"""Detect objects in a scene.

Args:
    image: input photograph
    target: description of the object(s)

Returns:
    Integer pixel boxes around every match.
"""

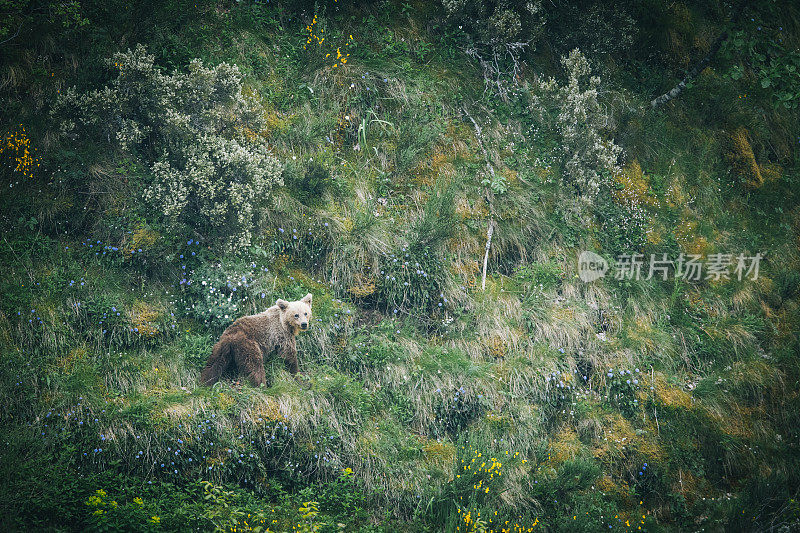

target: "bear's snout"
[301,322,308,329]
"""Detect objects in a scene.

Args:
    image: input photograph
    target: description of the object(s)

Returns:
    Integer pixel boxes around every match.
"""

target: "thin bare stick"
[463,106,497,291]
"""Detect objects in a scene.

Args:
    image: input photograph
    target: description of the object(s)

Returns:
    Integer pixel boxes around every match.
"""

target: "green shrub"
[373,187,456,316]
[85,489,162,533]
[603,366,644,418]
[284,160,332,207]
[179,259,274,329]
[513,261,563,291]
[430,386,487,439]
[441,0,545,96]
[179,332,214,369]
[343,331,404,373]
[593,185,648,254]
[53,45,283,250]
[534,49,622,200]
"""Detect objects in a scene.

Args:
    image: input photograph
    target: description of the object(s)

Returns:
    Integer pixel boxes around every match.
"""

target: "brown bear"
[199,293,313,387]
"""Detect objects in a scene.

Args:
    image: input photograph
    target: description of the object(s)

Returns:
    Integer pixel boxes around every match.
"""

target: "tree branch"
[463,105,497,291]
[651,1,747,108]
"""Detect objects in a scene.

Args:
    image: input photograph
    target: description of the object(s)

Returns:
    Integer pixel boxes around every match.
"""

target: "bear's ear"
[276,299,289,311]
[301,293,313,307]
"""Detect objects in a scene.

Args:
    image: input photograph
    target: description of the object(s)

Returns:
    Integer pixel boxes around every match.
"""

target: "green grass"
[1,0,800,531]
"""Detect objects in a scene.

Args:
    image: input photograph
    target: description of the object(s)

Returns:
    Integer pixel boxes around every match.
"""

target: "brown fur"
[199,293,313,387]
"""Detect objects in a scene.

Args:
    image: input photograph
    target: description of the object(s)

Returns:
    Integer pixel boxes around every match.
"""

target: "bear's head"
[276,293,313,334]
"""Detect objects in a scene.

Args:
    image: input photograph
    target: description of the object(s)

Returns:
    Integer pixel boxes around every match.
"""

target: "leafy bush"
[430,386,487,438]
[374,244,448,316]
[179,332,214,369]
[284,160,332,207]
[373,187,456,316]
[312,468,372,527]
[343,330,404,374]
[543,1,638,58]
[603,366,644,417]
[430,441,535,531]
[179,259,273,329]
[513,261,563,291]
[441,0,545,47]
[85,489,162,532]
[441,0,545,96]
[593,184,648,254]
[535,49,622,200]
[720,9,800,111]
[53,45,283,250]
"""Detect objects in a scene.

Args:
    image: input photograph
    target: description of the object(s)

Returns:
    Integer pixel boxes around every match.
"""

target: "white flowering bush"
[54,45,283,250]
[442,0,544,45]
[536,49,622,199]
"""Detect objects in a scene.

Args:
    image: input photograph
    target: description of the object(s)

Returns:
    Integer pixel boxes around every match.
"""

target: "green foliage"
[513,261,563,291]
[2,1,800,532]
[441,0,544,46]
[179,332,214,369]
[296,500,324,533]
[284,160,333,207]
[312,468,372,527]
[603,367,644,418]
[85,489,162,533]
[199,480,277,533]
[370,187,456,317]
[343,328,404,373]
[534,49,622,200]
[542,0,638,57]
[430,386,487,439]
[374,243,449,317]
[721,17,800,109]
[180,259,274,329]
[593,185,648,254]
[0,0,88,42]
[53,45,283,250]
[439,0,543,97]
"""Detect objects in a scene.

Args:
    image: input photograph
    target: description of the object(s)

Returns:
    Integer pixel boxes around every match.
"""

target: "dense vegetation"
[1,1,799,531]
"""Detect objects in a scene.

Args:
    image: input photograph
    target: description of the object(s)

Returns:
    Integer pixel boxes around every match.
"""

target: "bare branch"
[463,41,528,100]
[651,1,746,108]
[463,105,497,291]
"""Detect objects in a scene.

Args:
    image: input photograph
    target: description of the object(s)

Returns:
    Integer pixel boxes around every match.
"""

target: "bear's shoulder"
[241,307,289,334]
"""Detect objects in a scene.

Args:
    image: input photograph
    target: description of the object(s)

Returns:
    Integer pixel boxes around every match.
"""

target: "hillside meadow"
[1,1,799,531]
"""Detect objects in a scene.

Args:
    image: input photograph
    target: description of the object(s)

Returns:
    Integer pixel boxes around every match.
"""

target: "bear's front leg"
[280,346,299,375]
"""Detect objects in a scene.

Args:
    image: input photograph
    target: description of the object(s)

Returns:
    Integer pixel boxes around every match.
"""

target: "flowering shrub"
[53,45,283,250]
[75,291,176,348]
[179,259,271,329]
[85,489,161,532]
[545,1,637,57]
[603,366,643,417]
[442,0,544,46]
[433,443,536,531]
[344,330,403,373]
[431,386,487,438]
[594,183,648,254]
[535,49,622,200]
[375,244,448,315]
[1,127,38,183]
[303,13,353,69]
[265,215,332,271]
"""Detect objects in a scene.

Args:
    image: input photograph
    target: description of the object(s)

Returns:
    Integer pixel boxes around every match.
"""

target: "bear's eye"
[304,312,307,316]
[295,314,299,318]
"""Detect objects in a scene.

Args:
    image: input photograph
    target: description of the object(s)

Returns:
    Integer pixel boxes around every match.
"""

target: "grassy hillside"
[1,1,799,531]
